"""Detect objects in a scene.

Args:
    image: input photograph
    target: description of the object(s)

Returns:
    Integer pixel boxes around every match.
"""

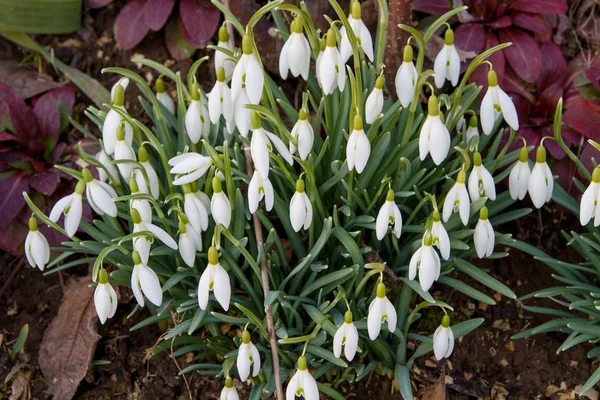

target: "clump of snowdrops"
[22,1,554,399]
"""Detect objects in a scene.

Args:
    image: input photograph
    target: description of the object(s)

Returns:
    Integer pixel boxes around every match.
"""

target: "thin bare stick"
[245,149,284,400]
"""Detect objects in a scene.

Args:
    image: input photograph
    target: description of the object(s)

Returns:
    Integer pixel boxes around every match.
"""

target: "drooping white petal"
[333,324,345,358]
[237,345,251,381]
[375,202,391,241]
[396,62,417,109]
[213,264,231,311]
[433,326,450,360]
[319,48,337,95]
[245,56,264,105]
[358,19,374,61]
[447,46,461,86]
[419,117,432,161]
[480,88,496,135]
[365,88,383,124]
[497,86,519,131]
[408,247,421,281]
[367,299,382,340]
[64,194,83,237]
[198,265,212,310]
[442,185,457,223]
[131,266,145,307]
[429,117,450,165]
[94,284,112,324]
[580,183,598,225]
[433,48,449,88]
[265,131,294,166]
[528,163,550,209]
[139,263,163,306]
[145,223,178,249]
[211,192,232,228]
[458,185,470,226]
[344,323,359,361]
[279,36,291,79]
[179,233,196,267]
[157,91,175,114]
[251,129,271,179]
[49,194,72,223]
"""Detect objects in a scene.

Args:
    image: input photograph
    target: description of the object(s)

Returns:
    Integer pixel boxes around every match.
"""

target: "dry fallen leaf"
[9,370,31,400]
[420,373,446,400]
[39,277,101,400]
[0,61,61,99]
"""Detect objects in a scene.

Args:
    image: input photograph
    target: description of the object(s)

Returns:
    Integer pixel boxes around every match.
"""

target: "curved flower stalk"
[468,152,496,201]
[289,109,314,160]
[209,67,234,125]
[395,44,418,109]
[248,170,274,213]
[103,84,134,155]
[198,246,231,311]
[443,169,470,226]
[509,146,531,201]
[168,153,212,186]
[409,233,441,292]
[237,330,261,381]
[215,26,235,79]
[433,315,454,361]
[131,250,163,307]
[250,111,293,178]
[24,216,50,271]
[155,77,175,114]
[137,146,160,199]
[581,167,600,226]
[376,189,402,240]
[367,281,397,340]
[290,179,312,232]
[431,211,450,260]
[528,145,554,209]
[333,311,359,361]
[434,29,460,88]
[185,82,211,144]
[365,76,384,124]
[280,17,310,80]
[211,177,232,228]
[83,167,118,217]
[94,268,118,324]
[232,35,264,105]
[113,124,136,180]
[318,29,346,95]
[419,95,450,165]
[220,377,239,400]
[480,70,519,135]
[95,149,119,184]
[286,356,319,400]
[49,180,84,238]
[346,115,370,173]
[339,1,373,63]
[473,207,494,259]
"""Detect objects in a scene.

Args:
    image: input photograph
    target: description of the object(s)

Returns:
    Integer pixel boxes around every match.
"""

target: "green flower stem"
[374,0,388,74]
[489,128,515,175]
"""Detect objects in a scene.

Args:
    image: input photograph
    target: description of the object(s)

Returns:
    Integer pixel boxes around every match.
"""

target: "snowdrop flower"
[155,77,174,114]
[232,35,264,105]
[419,95,450,165]
[433,315,454,361]
[110,77,129,100]
[474,206,494,258]
[442,169,470,226]
[182,183,209,233]
[192,182,212,216]
[409,233,441,292]
[365,76,384,124]
[290,109,314,160]
[231,87,251,137]
[346,115,371,173]
[137,147,160,199]
[131,250,163,307]
[339,1,374,63]
[95,149,118,183]
[113,124,136,180]
[465,115,479,145]
[528,145,554,209]
[211,177,232,228]
[480,69,519,135]
[185,83,211,144]
[333,311,359,361]
[220,377,239,400]
[129,178,152,223]
[367,282,397,340]
[395,44,418,108]
[376,189,402,240]
[318,29,346,95]
[169,152,212,186]
[509,146,531,201]
[215,26,235,79]
[286,356,319,400]
[468,152,496,201]
[250,111,293,178]
[83,167,118,217]
[248,170,274,213]
[103,84,133,155]
[131,208,177,264]
[209,67,234,125]
[24,216,50,271]
[198,246,231,311]
[94,268,117,324]
[49,180,84,238]
[178,221,196,267]
[280,17,310,80]
[580,167,600,226]
[237,330,261,381]
[290,179,312,232]
[431,211,450,260]
[181,212,203,252]
[434,28,460,88]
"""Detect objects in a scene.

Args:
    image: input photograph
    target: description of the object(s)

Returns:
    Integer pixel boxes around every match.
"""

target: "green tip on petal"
[536,145,546,164]
[182,183,192,194]
[130,208,142,224]
[480,206,489,220]
[444,28,454,45]
[593,167,600,183]
[442,314,450,328]
[469,114,478,128]
[225,377,234,388]
[375,76,385,90]
[242,330,251,344]
[190,181,199,193]
[326,29,336,47]
[403,44,413,63]
[386,189,395,202]
[208,246,219,265]
[296,179,305,193]
[138,146,149,162]
[132,250,142,265]
[376,282,386,298]
[298,355,307,371]
[179,212,189,225]
[98,268,109,284]
[212,176,223,193]
[428,95,439,117]
[156,77,166,94]
[432,210,440,222]
[251,111,262,130]
[473,152,482,167]
[319,37,326,52]
[487,69,498,87]
[218,25,229,42]
[129,177,139,193]
[116,124,126,141]
[178,221,186,234]
[519,146,529,163]
[242,34,253,55]
[217,67,226,82]
[457,169,466,184]
[344,310,353,324]
[298,109,307,120]
[113,84,125,107]
[82,168,94,183]
[75,180,85,195]
[291,17,303,34]
[191,81,200,101]
[353,114,363,131]
[351,0,361,19]
[28,215,37,231]
[423,232,433,246]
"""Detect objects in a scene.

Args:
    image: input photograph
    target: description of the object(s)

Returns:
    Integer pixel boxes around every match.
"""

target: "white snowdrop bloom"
[230,87,252,137]
[465,115,480,145]
[24,216,50,271]
[367,282,397,340]
[193,183,212,216]
[128,178,152,223]
[442,170,470,226]
[131,208,177,254]
[211,177,232,228]
[83,168,118,217]
[182,183,209,233]
[231,35,264,105]
[409,233,441,292]
[237,330,261,381]
[431,211,450,260]
[103,84,134,155]
[168,152,212,186]
[346,115,371,173]
[248,170,274,213]
[137,147,160,199]
[113,124,136,181]
[286,356,319,400]
[318,29,347,95]
[178,221,196,267]
[280,17,310,80]
[333,311,359,361]
[395,44,418,108]
[468,152,496,201]
[528,146,554,209]
[220,378,239,400]
[215,26,235,79]
[339,1,374,63]
[250,111,293,178]
[155,77,175,114]
[94,268,118,324]
[95,149,118,183]
[509,146,531,201]
[131,250,163,307]
[209,67,234,125]
[290,109,314,160]
[433,315,455,361]
[580,167,600,226]
[434,29,461,88]
[110,77,129,100]
[480,69,519,135]
[419,95,450,165]
[49,180,84,238]
[181,212,202,252]
[474,206,494,258]
[365,76,384,124]
[198,246,231,311]
[376,189,402,240]
[185,83,211,144]
[289,179,312,232]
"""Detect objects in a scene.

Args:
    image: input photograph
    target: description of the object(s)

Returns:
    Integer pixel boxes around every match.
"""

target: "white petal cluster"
[431,211,450,260]
[198,246,231,311]
[346,115,371,173]
[280,17,310,80]
[465,115,480,145]
[94,268,118,324]
[419,96,450,165]
[333,311,359,361]
[49,180,84,238]
[318,29,346,95]
[209,67,234,125]
[433,29,460,88]
[237,330,261,381]
[183,183,210,234]
[509,146,531,201]
[376,189,402,240]
[137,147,161,199]
[250,112,293,178]
[480,70,519,135]
[95,149,118,183]
[220,378,239,400]
[443,170,470,226]
[131,250,163,307]
[211,177,232,228]
[468,152,496,201]
[215,26,235,79]
[580,167,600,226]
[24,216,50,271]
[185,85,211,144]
[169,153,212,186]
[365,76,384,124]
[395,45,418,108]
[286,356,319,400]
[155,77,175,114]
[290,179,312,232]
[103,84,134,155]
[433,315,454,361]
[474,207,495,258]
[249,170,274,213]
[83,168,118,217]
[290,110,314,160]
[528,146,554,209]
[339,1,373,63]
[232,35,264,105]
[409,233,441,292]
[367,282,397,340]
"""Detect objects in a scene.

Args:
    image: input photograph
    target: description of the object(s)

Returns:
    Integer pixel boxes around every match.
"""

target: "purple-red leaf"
[0,172,28,229]
[563,98,600,141]
[0,82,39,141]
[114,0,150,50]
[165,17,197,60]
[178,0,220,47]
[511,12,547,34]
[455,24,486,54]
[412,0,450,16]
[538,42,567,90]
[510,0,567,15]
[498,28,541,83]
[33,89,69,141]
[144,0,175,31]
[0,218,28,255]
[29,170,60,196]
[585,58,600,92]
[86,0,113,8]
[486,15,512,29]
